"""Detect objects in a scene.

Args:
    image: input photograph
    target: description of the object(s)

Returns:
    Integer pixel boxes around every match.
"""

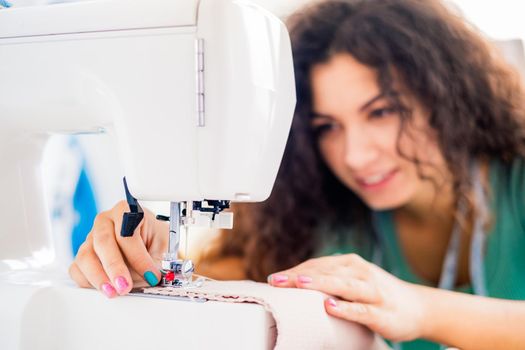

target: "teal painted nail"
[144,271,159,286]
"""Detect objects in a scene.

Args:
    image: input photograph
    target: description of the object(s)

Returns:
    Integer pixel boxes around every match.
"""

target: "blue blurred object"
[0,0,12,8]
[71,164,98,256]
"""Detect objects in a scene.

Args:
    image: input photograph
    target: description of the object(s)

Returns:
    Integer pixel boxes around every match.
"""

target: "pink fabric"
[144,280,390,350]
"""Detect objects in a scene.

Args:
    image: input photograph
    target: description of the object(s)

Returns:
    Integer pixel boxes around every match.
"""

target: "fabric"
[143,280,390,350]
[321,158,525,350]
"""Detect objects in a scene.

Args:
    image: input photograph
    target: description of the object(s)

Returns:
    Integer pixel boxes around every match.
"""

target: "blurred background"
[40,0,525,265]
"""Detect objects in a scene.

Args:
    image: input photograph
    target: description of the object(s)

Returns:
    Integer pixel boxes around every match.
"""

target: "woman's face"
[310,53,448,210]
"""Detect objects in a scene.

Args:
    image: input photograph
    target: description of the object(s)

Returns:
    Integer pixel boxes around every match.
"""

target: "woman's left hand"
[268,254,427,342]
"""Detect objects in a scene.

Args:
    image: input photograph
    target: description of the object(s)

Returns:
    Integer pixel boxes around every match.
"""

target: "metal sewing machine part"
[122,177,233,287]
[160,252,196,287]
[156,200,232,287]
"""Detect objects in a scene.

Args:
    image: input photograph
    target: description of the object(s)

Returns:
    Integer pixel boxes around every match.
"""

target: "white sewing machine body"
[0,0,294,348]
[5,282,276,349]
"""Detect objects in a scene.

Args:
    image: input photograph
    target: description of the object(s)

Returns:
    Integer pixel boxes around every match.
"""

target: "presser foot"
[160,258,196,288]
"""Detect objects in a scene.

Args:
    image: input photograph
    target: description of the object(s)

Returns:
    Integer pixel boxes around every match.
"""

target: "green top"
[320,159,525,350]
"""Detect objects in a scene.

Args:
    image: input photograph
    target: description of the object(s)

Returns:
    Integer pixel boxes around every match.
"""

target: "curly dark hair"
[200,0,525,282]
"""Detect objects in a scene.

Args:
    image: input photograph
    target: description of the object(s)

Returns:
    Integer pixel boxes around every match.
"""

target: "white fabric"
[144,280,390,350]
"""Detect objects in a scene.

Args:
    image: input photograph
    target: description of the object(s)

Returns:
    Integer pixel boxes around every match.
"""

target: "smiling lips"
[355,169,398,190]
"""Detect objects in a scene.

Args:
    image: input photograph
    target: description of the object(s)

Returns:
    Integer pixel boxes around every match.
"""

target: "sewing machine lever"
[120,177,144,237]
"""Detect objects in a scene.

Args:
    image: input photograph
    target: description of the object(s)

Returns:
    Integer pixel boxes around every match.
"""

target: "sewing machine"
[0,0,296,348]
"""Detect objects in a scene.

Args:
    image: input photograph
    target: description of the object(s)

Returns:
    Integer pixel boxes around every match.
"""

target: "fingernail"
[101,283,117,298]
[267,275,272,284]
[271,274,288,284]
[327,298,338,308]
[144,271,159,287]
[114,276,129,293]
[298,275,312,284]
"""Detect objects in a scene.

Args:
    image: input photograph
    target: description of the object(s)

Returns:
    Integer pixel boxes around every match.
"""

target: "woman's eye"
[369,107,396,119]
[312,123,340,137]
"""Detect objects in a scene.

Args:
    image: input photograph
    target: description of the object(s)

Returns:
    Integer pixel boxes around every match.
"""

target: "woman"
[69,0,525,349]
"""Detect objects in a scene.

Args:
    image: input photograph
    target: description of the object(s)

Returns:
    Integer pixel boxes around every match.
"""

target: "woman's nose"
[343,126,378,170]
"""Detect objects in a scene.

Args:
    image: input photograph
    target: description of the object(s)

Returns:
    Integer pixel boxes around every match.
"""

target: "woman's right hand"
[69,200,168,298]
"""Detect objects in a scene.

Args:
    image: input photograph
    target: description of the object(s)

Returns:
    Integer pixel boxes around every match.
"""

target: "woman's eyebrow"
[311,91,399,119]
[311,111,334,119]
[359,93,386,112]
[359,91,400,112]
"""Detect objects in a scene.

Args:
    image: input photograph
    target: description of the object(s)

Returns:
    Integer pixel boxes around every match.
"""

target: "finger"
[337,254,373,279]
[303,254,373,282]
[267,271,299,288]
[69,262,91,288]
[268,253,371,288]
[115,231,161,287]
[75,241,118,298]
[268,263,363,289]
[118,235,160,286]
[91,215,133,295]
[296,275,380,304]
[268,268,342,289]
[108,201,161,287]
[146,217,169,264]
[268,260,335,288]
[325,298,381,331]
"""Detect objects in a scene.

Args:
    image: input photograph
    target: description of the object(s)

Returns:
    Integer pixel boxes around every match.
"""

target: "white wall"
[450,0,525,40]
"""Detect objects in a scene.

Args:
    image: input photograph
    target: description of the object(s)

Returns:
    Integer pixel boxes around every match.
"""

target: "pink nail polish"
[272,274,288,283]
[298,275,312,284]
[101,283,117,298]
[114,276,129,293]
[327,298,338,308]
